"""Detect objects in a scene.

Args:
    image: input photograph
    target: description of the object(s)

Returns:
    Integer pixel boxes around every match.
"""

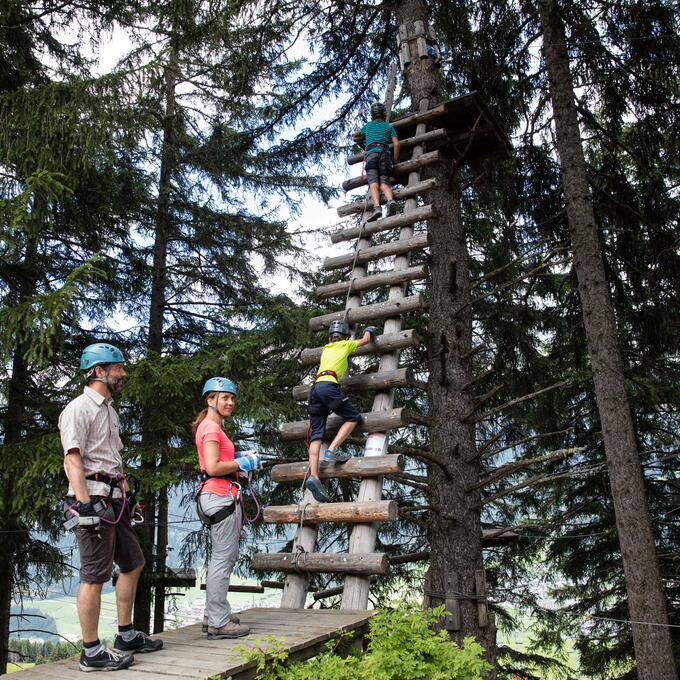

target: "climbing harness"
[63,472,138,533]
[315,370,338,382]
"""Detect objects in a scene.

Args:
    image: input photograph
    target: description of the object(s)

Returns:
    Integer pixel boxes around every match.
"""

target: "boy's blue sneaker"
[305,476,331,503]
[323,449,352,463]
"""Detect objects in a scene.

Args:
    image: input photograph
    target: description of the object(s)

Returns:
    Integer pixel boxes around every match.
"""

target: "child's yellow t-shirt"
[316,339,358,382]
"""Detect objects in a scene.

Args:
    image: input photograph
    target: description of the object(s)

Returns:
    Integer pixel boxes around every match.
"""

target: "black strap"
[365,141,389,151]
[206,502,236,526]
[85,472,121,499]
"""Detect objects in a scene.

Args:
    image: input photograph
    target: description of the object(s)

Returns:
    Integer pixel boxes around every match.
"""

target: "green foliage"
[236,606,490,680]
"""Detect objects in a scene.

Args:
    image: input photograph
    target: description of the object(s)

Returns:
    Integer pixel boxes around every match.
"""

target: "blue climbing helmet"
[80,343,125,371]
[202,377,238,398]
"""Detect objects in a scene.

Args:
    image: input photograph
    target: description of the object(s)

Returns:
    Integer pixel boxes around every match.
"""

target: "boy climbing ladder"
[358,102,400,222]
[305,320,376,502]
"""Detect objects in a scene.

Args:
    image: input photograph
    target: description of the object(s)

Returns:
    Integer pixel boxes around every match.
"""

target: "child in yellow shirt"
[305,319,376,502]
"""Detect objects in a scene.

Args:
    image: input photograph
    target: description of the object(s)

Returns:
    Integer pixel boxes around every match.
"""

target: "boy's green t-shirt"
[316,339,358,382]
[360,120,398,159]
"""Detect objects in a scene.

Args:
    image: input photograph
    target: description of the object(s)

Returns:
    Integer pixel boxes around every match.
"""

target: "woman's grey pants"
[199,492,241,628]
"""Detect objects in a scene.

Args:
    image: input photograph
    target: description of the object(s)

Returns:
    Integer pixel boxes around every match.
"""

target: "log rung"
[347,128,448,166]
[292,367,418,401]
[323,232,429,271]
[263,500,398,525]
[341,151,440,192]
[309,293,425,332]
[271,454,405,483]
[330,204,435,244]
[316,265,428,300]
[336,178,438,217]
[280,407,416,441]
[252,551,390,575]
[300,330,420,366]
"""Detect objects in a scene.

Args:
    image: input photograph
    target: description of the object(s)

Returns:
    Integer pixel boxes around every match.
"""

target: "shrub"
[238,604,491,680]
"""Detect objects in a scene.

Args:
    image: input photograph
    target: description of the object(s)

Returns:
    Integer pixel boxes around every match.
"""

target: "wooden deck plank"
[10,608,376,680]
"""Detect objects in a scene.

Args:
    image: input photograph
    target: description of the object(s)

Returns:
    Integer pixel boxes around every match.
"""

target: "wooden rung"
[260,580,319,592]
[330,204,435,244]
[342,151,439,192]
[309,294,425,332]
[301,330,420,366]
[391,103,447,133]
[280,407,416,441]
[292,367,417,401]
[252,552,390,575]
[337,178,438,218]
[271,454,404,483]
[263,500,398,525]
[323,232,429,271]
[316,265,428,300]
[347,128,448,165]
[199,583,265,593]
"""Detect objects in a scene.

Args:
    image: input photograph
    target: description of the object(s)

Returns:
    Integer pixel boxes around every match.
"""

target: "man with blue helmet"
[59,343,162,672]
[191,377,260,639]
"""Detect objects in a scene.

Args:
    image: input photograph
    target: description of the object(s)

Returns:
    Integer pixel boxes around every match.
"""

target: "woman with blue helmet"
[192,377,261,639]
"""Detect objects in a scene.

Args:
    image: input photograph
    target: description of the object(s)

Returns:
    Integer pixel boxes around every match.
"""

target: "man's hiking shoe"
[365,207,381,222]
[79,647,134,672]
[203,614,240,633]
[387,200,397,216]
[114,631,163,654]
[207,621,250,639]
[323,448,352,463]
[305,476,331,503]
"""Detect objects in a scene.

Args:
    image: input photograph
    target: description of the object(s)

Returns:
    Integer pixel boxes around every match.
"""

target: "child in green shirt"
[357,102,401,223]
[305,319,376,503]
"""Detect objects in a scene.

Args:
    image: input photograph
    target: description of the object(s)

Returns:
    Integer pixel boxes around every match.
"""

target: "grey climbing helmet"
[328,319,351,338]
[370,102,387,120]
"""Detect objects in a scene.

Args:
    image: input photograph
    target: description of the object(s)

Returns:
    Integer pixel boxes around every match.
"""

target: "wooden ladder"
[252,92,510,610]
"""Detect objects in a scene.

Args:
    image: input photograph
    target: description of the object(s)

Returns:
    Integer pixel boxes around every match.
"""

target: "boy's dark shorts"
[365,151,394,188]
[65,496,145,584]
[307,381,362,442]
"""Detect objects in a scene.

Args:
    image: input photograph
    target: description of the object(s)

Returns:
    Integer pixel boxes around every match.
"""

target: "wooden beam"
[389,550,430,565]
[316,265,428,300]
[330,204,435,243]
[263,500,398,525]
[308,293,425,332]
[323,232,429,271]
[260,580,318,592]
[347,128,448,165]
[341,151,440,192]
[252,552,390,575]
[292,367,417,401]
[199,583,265,593]
[336,178,438,217]
[271,454,405,483]
[301,329,420,365]
[280,407,415,441]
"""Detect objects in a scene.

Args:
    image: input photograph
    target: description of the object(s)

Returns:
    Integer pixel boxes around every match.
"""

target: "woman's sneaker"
[79,647,134,672]
[305,476,331,503]
[207,621,250,639]
[365,207,381,222]
[323,448,352,463]
[113,630,163,654]
[203,614,239,633]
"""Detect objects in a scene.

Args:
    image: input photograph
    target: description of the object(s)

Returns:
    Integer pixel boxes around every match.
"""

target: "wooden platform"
[11,608,375,679]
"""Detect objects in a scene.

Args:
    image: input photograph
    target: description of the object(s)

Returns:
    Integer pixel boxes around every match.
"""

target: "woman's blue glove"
[236,453,262,473]
[363,326,376,337]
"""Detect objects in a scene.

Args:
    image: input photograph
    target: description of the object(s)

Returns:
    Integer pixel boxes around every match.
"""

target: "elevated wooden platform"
[11,608,375,680]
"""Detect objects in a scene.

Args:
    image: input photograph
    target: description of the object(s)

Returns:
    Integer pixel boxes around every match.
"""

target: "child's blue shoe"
[323,448,352,463]
[305,476,331,503]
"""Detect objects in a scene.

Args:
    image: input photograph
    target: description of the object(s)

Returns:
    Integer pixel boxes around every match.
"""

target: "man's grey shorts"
[65,496,145,584]
[365,150,394,187]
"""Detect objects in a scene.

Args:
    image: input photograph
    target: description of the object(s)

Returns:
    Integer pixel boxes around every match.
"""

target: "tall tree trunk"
[0,241,38,675]
[538,2,677,678]
[134,48,177,634]
[396,0,497,670]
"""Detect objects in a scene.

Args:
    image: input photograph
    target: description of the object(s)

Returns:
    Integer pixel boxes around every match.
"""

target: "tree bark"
[0,238,38,675]
[397,0,497,670]
[538,2,677,678]
[135,47,177,634]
